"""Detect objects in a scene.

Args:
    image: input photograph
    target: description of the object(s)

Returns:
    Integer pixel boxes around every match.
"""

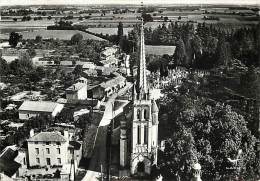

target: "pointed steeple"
[137,19,147,95]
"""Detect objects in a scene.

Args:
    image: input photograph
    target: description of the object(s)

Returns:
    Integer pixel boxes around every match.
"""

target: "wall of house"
[77,85,88,100]
[18,111,52,120]
[28,140,68,167]
[51,104,64,117]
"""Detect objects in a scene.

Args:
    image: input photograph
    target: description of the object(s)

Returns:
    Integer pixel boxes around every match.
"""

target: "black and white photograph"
[0,0,259,180]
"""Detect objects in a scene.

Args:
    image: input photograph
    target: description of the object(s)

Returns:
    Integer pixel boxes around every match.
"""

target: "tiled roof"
[18,101,60,113]
[66,82,86,91]
[27,132,67,142]
[100,76,126,89]
[0,158,21,177]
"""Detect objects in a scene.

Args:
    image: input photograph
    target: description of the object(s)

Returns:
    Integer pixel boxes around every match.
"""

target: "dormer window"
[56,142,61,145]
[46,142,50,145]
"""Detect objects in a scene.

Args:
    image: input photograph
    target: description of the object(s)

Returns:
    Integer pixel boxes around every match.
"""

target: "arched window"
[137,109,141,120]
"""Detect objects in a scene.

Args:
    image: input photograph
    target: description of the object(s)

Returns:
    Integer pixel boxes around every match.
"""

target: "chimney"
[29,129,34,137]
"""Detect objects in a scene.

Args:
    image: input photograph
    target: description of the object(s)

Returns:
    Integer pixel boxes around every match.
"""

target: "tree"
[158,102,259,180]
[174,38,187,66]
[73,65,83,78]
[27,48,36,58]
[215,37,232,66]
[35,35,42,42]
[142,13,153,22]
[9,32,22,47]
[71,33,83,45]
[0,58,8,76]
[117,22,124,44]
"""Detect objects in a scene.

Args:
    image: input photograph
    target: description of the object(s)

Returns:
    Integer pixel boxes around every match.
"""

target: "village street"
[82,81,132,181]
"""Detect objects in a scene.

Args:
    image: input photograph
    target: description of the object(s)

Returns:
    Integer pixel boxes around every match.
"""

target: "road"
[82,82,132,181]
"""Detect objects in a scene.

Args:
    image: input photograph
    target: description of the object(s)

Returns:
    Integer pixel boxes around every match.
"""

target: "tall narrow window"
[137,109,141,120]
[35,148,39,154]
[137,125,141,144]
[36,158,40,164]
[144,109,148,119]
[144,125,148,144]
[46,158,51,165]
[46,148,50,154]
[57,148,61,154]
[57,158,61,164]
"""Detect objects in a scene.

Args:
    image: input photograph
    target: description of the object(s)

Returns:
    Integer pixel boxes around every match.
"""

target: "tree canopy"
[71,33,83,45]
[9,32,22,48]
[159,97,259,180]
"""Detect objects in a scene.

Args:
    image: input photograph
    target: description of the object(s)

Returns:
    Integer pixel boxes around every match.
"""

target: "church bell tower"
[129,19,159,175]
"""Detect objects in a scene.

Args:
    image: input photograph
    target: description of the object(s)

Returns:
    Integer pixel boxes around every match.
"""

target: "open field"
[0,19,55,27]
[0,29,107,41]
[86,27,133,36]
[0,27,46,35]
[144,22,171,29]
[145,45,176,56]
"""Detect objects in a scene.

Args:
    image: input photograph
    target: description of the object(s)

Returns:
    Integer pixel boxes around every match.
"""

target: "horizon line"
[1,2,260,6]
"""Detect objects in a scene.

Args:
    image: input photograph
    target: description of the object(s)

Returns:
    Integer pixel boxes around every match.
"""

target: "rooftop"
[100,76,126,89]
[18,101,61,113]
[66,82,87,92]
[27,132,67,142]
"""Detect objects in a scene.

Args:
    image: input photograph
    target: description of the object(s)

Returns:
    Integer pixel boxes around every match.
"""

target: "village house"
[66,80,88,101]
[0,145,21,178]
[99,75,126,97]
[18,130,82,180]
[100,46,118,59]
[1,48,28,63]
[100,56,119,67]
[18,101,64,120]
[27,130,69,167]
[82,62,96,70]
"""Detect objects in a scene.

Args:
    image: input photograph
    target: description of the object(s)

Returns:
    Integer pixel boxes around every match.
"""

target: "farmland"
[86,27,133,36]
[0,29,107,41]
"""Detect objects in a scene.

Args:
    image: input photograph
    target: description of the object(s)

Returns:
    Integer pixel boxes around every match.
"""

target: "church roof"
[137,20,148,94]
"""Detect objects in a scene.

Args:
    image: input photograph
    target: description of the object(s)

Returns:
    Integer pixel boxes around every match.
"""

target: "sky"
[0,0,259,6]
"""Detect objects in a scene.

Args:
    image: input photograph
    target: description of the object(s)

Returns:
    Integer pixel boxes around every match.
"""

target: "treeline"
[125,21,260,69]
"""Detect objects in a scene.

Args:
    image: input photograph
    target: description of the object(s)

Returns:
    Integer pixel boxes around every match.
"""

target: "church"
[119,19,159,177]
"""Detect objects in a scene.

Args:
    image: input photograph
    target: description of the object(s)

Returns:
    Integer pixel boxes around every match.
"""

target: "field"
[145,45,176,56]
[0,29,107,41]
[86,27,133,36]
[144,22,171,29]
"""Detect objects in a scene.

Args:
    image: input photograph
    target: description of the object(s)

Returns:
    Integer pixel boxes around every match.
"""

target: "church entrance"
[137,161,145,176]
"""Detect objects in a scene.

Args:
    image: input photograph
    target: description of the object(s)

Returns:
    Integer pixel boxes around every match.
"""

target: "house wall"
[52,104,64,117]
[18,111,52,120]
[28,141,68,167]
[66,85,87,101]
[67,145,82,169]
[77,85,88,100]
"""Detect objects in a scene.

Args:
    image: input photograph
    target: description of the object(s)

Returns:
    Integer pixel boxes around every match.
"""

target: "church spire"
[137,19,148,95]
